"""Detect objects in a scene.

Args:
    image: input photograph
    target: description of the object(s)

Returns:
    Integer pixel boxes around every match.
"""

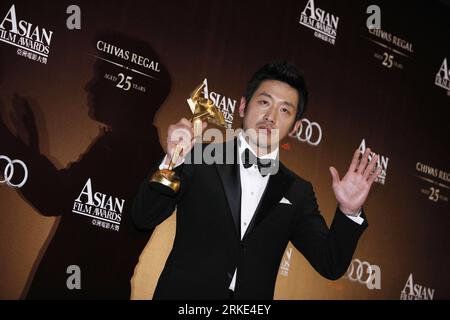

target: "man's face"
[239,80,300,152]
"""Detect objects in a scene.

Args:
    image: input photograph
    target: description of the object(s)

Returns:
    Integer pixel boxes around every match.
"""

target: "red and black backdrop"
[0,0,449,299]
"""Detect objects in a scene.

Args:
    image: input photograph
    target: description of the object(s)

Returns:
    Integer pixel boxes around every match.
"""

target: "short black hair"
[243,60,308,121]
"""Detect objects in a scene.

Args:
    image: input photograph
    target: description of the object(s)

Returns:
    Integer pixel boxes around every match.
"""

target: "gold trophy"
[150,80,226,194]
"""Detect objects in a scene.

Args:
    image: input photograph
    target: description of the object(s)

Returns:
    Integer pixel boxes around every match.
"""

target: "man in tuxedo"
[132,60,381,300]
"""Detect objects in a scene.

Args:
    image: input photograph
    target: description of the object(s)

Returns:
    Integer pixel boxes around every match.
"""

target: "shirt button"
[250,192,254,196]
[244,222,247,226]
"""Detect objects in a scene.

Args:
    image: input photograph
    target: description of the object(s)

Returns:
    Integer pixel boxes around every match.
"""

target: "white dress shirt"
[228,133,278,291]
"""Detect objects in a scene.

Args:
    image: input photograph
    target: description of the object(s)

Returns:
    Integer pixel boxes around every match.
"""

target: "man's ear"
[238,97,246,118]
[288,119,301,137]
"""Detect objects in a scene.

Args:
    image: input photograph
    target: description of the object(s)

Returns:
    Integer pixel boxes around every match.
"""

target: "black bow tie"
[241,148,273,177]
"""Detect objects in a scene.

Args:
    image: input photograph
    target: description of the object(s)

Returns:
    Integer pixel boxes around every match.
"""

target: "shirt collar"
[237,132,279,161]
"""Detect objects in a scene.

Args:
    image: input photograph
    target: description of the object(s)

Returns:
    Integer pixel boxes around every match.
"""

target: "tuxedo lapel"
[243,164,293,240]
[215,139,241,239]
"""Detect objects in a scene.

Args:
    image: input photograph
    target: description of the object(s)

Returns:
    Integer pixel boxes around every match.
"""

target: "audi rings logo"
[292,119,322,146]
[0,155,29,188]
[345,258,381,290]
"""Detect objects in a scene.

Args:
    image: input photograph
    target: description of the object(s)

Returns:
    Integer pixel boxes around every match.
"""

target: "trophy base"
[149,169,180,195]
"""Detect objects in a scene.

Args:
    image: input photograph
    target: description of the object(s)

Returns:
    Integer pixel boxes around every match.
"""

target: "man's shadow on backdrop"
[0,32,171,299]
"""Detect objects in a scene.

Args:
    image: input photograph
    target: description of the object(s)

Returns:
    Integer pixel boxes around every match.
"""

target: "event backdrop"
[0,0,449,299]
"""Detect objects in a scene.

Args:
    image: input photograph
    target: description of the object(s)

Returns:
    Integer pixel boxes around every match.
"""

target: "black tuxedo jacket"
[132,139,368,299]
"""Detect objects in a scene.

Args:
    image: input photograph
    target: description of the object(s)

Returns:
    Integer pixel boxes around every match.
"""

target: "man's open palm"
[329,148,382,215]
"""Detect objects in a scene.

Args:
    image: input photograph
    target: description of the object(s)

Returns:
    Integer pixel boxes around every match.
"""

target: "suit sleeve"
[290,181,368,280]
[131,155,192,231]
